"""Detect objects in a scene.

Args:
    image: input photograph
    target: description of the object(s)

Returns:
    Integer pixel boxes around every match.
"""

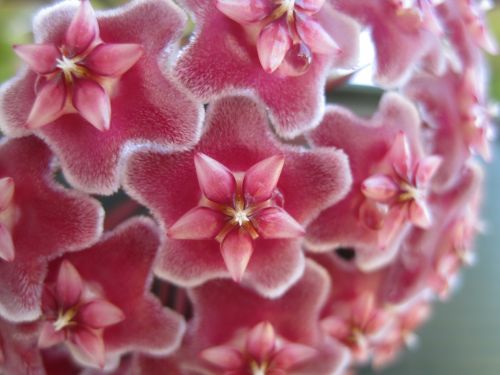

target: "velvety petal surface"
[124,95,351,297]
[0,0,203,194]
[0,137,103,322]
[175,1,360,138]
[45,218,186,365]
[305,93,423,270]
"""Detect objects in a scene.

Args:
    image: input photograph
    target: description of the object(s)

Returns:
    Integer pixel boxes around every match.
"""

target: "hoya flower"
[312,252,391,364]
[436,0,497,68]
[405,68,494,189]
[38,218,186,369]
[382,162,482,305]
[371,298,431,369]
[305,93,434,271]
[13,0,144,132]
[39,260,125,368]
[0,137,103,322]
[124,95,351,297]
[331,0,445,86]
[321,293,390,363]
[1,0,203,194]
[175,0,360,137]
[173,261,349,375]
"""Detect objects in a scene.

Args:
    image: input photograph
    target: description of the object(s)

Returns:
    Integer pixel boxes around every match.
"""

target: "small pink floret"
[14,0,143,131]
[169,153,304,281]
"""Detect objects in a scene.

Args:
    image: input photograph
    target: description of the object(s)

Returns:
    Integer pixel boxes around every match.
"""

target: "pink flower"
[13,0,143,132]
[168,152,305,282]
[39,260,125,368]
[382,163,482,304]
[39,218,186,369]
[360,132,442,231]
[1,0,202,194]
[124,95,351,297]
[201,321,317,375]
[217,0,338,75]
[0,137,103,322]
[168,261,350,375]
[175,0,360,137]
[405,68,494,189]
[305,93,434,270]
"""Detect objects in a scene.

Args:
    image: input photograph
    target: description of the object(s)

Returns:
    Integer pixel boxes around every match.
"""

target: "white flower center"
[234,210,250,226]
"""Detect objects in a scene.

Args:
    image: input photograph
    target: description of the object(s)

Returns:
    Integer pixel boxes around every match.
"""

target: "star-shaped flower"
[38,218,186,369]
[124,94,351,297]
[39,260,125,368]
[305,93,433,271]
[1,0,203,194]
[175,0,360,138]
[168,152,305,282]
[13,0,143,131]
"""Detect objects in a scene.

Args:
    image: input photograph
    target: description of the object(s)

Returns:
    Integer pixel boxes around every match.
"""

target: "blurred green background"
[0,1,499,374]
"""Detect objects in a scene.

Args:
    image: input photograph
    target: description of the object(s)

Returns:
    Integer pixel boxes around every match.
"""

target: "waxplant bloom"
[39,218,186,369]
[13,0,143,131]
[1,0,203,194]
[0,0,495,373]
[175,0,360,138]
[305,92,438,271]
[168,152,305,282]
[124,94,351,297]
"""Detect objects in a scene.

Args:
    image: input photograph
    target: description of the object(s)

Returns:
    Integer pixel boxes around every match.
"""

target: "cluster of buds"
[0,0,495,373]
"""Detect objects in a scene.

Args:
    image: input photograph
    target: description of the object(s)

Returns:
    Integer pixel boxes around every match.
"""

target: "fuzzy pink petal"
[305,93,422,253]
[175,4,356,138]
[0,0,202,195]
[187,260,331,348]
[220,229,254,282]
[253,207,304,239]
[26,79,66,130]
[73,329,105,368]
[84,43,144,77]
[13,44,59,74]
[216,0,271,23]
[168,207,225,240]
[78,299,125,329]
[72,79,111,131]
[415,155,442,187]
[194,153,237,204]
[38,322,65,349]
[408,200,432,228]
[0,138,103,322]
[65,0,98,54]
[0,224,15,262]
[296,15,338,54]
[246,321,276,363]
[56,260,83,309]
[243,154,284,203]
[271,343,316,370]
[58,218,185,356]
[0,177,14,211]
[200,345,244,369]
[257,21,292,73]
[361,175,399,202]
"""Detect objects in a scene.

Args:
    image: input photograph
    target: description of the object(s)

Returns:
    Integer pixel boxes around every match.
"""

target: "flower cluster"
[0,0,495,374]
